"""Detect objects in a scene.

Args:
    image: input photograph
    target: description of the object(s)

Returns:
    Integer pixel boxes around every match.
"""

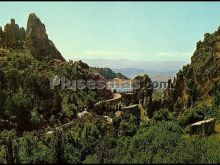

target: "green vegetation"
[0,118,220,164]
[90,67,128,80]
[0,49,107,132]
[1,14,220,164]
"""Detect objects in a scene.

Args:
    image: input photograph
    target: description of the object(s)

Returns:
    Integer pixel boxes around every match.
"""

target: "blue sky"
[1,2,220,63]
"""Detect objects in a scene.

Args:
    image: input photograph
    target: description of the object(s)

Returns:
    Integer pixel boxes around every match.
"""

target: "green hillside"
[90,67,128,80]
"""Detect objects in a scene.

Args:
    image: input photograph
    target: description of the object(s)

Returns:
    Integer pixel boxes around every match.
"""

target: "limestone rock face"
[165,25,220,109]
[0,19,25,49]
[19,27,25,41]
[4,19,21,40]
[26,13,65,61]
[133,74,153,117]
[0,14,65,60]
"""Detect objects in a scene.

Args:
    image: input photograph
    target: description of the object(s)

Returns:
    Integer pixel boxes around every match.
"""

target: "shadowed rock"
[133,74,153,117]
[26,13,65,61]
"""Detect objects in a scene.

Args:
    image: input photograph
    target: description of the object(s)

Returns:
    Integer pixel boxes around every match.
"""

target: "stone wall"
[121,104,140,117]
[189,118,215,136]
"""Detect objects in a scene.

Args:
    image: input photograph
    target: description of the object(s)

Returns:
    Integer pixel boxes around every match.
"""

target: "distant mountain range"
[73,58,187,78]
[73,58,188,72]
[73,58,185,81]
[113,68,176,82]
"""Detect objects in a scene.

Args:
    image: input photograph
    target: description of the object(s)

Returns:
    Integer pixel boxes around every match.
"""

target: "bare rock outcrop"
[133,74,153,117]
[4,19,25,40]
[162,26,220,110]
[26,13,65,61]
[0,19,25,49]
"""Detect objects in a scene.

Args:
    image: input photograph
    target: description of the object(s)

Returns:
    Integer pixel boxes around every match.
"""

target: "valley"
[0,11,220,164]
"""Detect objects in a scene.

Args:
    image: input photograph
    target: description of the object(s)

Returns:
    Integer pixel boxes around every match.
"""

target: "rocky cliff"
[165,26,220,109]
[0,13,65,61]
[26,13,65,61]
[133,74,153,117]
[0,19,25,50]
[4,19,25,41]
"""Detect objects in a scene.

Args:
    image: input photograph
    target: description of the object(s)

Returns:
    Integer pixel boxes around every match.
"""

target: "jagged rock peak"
[26,13,48,39]
[26,13,65,61]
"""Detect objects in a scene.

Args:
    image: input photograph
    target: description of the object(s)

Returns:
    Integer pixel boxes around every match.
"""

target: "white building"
[110,78,133,93]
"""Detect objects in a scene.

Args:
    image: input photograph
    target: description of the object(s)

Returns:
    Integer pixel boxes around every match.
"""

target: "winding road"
[43,92,148,137]
[43,93,123,136]
[94,93,122,106]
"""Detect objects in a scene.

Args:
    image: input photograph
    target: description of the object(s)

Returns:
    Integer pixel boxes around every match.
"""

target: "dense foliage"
[90,67,128,80]
[0,49,220,164]
[0,49,106,132]
[0,118,220,164]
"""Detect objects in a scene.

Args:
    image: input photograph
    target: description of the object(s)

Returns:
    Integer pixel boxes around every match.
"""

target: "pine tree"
[5,137,14,164]
[54,130,64,163]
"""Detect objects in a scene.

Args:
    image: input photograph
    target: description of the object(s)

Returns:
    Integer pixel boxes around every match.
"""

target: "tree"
[0,70,4,88]
[118,114,139,137]
[5,137,14,164]
[5,88,32,131]
[187,79,197,108]
[211,82,220,108]
[177,105,205,126]
[152,108,173,121]
[54,131,64,163]
[0,70,5,118]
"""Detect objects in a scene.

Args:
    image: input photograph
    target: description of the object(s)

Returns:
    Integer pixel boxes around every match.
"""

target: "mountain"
[0,11,220,165]
[74,58,187,73]
[0,19,25,51]
[0,13,65,61]
[113,68,175,81]
[0,14,112,132]
[74,58,181,82]
[90,67,128,80]
[164,26,220,109]
[26,13,65,61]
[112,68,146,79]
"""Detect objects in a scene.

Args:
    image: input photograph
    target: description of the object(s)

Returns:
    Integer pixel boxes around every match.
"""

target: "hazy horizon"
[73,57,187,72]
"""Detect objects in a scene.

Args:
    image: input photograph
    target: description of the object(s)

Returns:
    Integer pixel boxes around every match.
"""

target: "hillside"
[155,26,220,128]
[0,14,64,61]
[166,26,220,109]
[113,68,146,79]
[90,67,128,79]
[0,14,112,132]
